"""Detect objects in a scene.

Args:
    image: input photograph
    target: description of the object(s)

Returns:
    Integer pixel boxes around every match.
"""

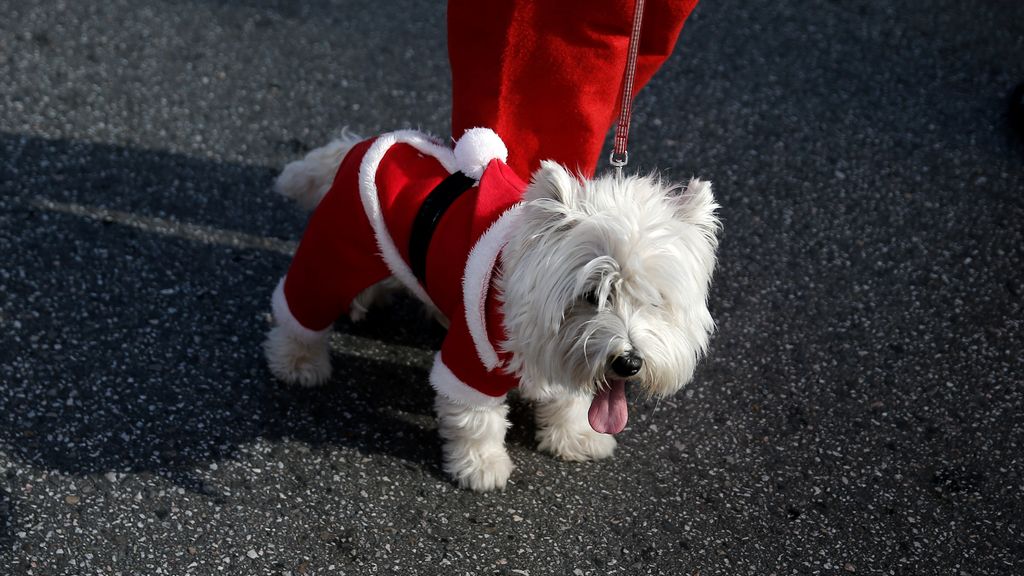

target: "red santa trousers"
[449,0,700,180]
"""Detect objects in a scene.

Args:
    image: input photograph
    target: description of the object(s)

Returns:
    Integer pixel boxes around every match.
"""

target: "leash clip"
[609,0,644,179]
[609,150,628,178]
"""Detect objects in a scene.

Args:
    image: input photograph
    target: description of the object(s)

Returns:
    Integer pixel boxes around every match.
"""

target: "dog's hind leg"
[351,277,449,328]
[434,394,514,491]
[264,280,333,387]
[263,324,332,388]
[348,277,403,323]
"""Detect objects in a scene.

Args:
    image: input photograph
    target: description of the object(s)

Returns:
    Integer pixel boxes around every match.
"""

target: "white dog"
[264,128,719,491]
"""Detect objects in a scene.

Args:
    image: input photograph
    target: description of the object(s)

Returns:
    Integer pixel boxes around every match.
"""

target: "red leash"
[610,0,646,177]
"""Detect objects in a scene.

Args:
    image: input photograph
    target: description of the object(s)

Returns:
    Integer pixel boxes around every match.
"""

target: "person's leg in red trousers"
[448,0,700,180]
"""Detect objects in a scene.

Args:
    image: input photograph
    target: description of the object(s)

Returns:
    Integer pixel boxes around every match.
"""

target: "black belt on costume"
[409,171,476,287]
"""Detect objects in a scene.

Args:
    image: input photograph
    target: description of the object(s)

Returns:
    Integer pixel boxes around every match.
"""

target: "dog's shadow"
[0,132,537,495]
[260,300,452,476]
[291,299,540,471]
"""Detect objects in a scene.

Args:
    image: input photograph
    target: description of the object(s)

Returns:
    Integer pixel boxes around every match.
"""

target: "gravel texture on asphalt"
[1,1,1023,575]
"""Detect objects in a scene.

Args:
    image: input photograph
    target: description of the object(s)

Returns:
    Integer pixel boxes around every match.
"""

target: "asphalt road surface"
[2,1,1023,575]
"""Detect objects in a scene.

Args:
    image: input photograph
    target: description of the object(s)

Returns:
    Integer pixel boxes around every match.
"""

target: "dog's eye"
[583,290,600,307]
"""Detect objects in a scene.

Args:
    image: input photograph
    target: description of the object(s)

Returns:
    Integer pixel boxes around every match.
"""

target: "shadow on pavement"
[0,132,471,491]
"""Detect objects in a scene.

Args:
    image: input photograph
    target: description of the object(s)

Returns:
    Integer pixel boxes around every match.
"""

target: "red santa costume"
[272,129,526,407]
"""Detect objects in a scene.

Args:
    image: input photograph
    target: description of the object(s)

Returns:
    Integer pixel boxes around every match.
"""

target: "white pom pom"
[453,128,508,180]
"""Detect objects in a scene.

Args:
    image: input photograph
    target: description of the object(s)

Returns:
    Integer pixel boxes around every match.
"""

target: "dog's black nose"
[610,353,643,378]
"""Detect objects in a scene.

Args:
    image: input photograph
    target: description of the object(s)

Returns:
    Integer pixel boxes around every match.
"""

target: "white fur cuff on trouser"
[271,277,331,343]
[429,353,506,408]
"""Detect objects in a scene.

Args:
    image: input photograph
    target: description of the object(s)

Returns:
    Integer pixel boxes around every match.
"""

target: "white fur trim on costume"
[430,353,507,407]
[454,128,508,181]
[462,204,524,370]
[358,130,457,319]
[272,277,330,342]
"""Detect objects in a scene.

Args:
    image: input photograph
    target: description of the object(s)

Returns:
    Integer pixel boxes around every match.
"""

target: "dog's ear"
[672,178,721,238]
[525,160,578,206]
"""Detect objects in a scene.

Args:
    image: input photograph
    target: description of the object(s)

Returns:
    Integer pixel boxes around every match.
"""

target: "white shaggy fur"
[265,135,720,491]
[263,325,331,387]
[500,161,720,401]
[531,393,618,461]
[274,130,362,211]
[435,394,514,491]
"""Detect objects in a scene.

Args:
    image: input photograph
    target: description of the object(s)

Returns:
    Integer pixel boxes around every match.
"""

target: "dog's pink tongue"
[588,379,628,434]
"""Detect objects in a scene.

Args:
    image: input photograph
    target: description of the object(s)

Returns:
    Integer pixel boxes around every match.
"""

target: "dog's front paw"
[537,425,617,462]
[435,396,514,491]
[263,325,332,387]
[533,395,617,461]
[445,447,514,492]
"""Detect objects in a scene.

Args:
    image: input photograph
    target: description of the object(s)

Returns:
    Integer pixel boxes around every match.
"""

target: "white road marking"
[30,197,298,255]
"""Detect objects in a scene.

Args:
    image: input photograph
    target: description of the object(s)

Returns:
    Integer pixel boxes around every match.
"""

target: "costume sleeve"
[449,0,699,179]
[430,311,516,407]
